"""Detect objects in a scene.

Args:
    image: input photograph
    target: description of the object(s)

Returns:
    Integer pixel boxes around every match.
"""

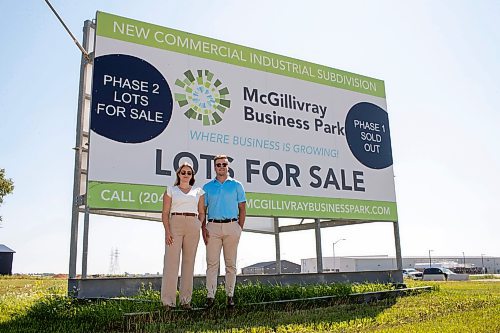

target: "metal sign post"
[69,20,93,281]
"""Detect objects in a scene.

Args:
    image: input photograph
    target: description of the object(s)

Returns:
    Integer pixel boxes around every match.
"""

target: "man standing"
[202,155,246,308]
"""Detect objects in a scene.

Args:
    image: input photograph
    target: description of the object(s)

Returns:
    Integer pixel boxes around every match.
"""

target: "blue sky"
[0,1,499,274]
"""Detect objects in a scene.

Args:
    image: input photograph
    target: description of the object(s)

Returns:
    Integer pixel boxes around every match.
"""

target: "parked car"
[423,267,455,280]
[402,268,423,280]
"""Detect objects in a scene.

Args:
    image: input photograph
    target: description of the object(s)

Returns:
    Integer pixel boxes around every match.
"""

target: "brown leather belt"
[171,212,198,217]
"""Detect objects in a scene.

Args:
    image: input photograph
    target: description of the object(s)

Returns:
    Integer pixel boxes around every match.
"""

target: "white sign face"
[87,12,397,221]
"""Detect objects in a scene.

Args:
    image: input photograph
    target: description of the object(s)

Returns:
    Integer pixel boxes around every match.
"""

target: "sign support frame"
[69,19,93,281]
[67,17,404,297]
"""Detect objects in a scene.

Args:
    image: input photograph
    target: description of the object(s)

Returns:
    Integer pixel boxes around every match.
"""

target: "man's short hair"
[213,154,228,165]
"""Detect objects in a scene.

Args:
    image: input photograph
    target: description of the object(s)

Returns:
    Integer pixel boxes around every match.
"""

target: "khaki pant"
[161,215,201,306]
[205,221,242,298]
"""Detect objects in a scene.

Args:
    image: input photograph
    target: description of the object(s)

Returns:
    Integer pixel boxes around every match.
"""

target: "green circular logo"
[174,69,230,126]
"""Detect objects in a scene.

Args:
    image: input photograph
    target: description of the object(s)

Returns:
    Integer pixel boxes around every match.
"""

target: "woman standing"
[161,162,205,310]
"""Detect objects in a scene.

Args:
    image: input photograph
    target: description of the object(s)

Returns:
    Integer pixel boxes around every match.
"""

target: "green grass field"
[0,276,499,332]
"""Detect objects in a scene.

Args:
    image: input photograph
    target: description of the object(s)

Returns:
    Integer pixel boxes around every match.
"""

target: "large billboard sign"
[87,12,397,221]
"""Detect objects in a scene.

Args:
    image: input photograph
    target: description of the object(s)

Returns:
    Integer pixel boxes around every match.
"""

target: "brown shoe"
[205,297,215,309]
[227,296,235,308]
[164,304,173,311]
[180,303,192,310]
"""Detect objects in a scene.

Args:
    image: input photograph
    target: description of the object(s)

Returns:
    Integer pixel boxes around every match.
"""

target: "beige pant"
[205,221,242,298]
[161,215,201,306]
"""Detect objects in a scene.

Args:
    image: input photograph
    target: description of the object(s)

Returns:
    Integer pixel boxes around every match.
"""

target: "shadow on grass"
[0,295,155,333]
[0,286,430,333]
[0,296,398,333]
[125,295,402,333]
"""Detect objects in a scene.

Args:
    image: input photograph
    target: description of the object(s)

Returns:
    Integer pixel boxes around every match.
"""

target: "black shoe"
[227,296,235,308]
[205,297,215,309]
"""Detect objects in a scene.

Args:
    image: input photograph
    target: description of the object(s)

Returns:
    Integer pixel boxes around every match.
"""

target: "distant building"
[241,260,301,275]
[0,244,15,275]
[301,255,500,274]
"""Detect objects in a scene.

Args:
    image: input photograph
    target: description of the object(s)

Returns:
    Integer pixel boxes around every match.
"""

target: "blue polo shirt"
[203,177,246,219]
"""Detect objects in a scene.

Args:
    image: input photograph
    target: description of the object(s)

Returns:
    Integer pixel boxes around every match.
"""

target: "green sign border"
[95,11,385,98]
[87,181,397,221]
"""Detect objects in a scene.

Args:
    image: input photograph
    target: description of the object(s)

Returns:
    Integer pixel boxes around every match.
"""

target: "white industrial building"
[301,255,500,274]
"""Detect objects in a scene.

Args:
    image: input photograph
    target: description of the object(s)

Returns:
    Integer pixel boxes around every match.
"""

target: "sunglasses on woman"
[180,171,192,176]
